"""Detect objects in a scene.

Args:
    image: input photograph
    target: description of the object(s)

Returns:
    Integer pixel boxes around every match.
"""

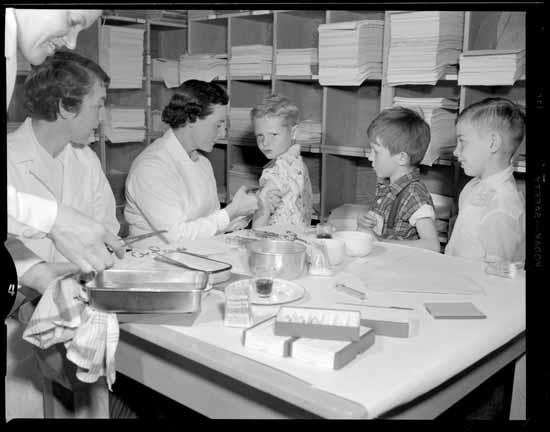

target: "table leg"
[509,353,526,420]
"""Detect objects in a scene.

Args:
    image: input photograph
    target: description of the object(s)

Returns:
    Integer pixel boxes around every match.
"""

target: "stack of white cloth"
[179,53,228,83]
[230,45,272,76]
[276,48,318,76]
[318,20,384,86]
[104,107,146,143]
[22,277,119,390]
[152,58,180,88]
[386,11,464,86]
[458,49,525,86]
[393,96,459,165]
[99,25,144,89]
[229,107,255,142]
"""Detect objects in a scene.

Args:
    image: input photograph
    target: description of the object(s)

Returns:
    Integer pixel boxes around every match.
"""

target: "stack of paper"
[295,120,322,143]
[318,20,384,86]
[229,107,255,142]
[16,52,32,73]
[386,11,464,85]
[104,107,145,143]
[100,25,144,89]
[179,54,228,83]
[276,48,318,76]
[188,10,215,20]
[393,96,459,165]
[230,45,272,76]
[152,58,179,88]
[458,49,525,86]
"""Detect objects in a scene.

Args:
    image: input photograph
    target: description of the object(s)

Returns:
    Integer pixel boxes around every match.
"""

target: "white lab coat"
[124,128,230,242]
[7,118,119,274]
[6,7,59,237]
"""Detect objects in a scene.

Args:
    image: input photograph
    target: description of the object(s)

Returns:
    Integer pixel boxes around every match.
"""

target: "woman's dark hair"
[162,79,228,129]
[24,50,110,122]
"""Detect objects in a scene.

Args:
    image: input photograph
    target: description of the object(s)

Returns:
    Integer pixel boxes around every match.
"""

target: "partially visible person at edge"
[5,8,125,297]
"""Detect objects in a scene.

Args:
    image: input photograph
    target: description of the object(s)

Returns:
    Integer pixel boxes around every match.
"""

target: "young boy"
[445,97,525,263]
[357,106,440,252]
[250,94,313,228]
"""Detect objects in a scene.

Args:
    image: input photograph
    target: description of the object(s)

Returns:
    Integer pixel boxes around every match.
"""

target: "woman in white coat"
[125,80,258,242]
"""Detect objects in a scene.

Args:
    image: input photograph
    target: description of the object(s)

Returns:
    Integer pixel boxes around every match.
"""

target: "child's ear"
[398,151,410,166]
[488,131,503,153]
[291,125,298,140]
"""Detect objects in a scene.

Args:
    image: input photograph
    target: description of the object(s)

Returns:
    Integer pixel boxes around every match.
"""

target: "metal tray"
[86,269,208,314]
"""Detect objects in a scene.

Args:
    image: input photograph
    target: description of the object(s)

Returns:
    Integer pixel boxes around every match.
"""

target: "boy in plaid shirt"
[357,106,440,252]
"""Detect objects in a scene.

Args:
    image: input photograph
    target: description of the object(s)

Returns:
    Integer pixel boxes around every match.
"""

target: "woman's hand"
[225,186,259,220]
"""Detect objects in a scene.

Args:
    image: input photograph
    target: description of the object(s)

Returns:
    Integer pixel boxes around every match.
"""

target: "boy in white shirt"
[445,97,525,263]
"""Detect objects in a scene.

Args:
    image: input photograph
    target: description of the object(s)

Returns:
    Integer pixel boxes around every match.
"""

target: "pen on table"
[336,301,415,311]
[334,283,367,301]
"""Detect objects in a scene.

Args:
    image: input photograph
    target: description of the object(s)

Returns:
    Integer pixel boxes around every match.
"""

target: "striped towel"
[22,277,119,390]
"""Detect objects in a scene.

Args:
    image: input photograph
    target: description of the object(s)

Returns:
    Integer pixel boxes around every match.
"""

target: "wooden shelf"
[230,75,272,81]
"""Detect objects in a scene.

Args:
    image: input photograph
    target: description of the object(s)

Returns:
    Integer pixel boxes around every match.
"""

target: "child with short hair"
[445,97,525,263]
[250,94,313,228]
[357,106,440,252]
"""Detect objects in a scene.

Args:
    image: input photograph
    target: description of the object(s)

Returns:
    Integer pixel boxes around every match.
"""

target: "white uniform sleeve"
[408,203,436,227]
[125,160,230,242]
[7,185,58,237]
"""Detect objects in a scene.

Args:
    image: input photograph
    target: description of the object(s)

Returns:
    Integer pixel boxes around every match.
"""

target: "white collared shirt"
[6,8,59,237]
[124,128,230,242]
[7,119,119,275]
[445,166,525,263]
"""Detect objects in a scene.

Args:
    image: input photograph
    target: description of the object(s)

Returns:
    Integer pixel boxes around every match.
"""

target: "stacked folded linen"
[100,25,144,89]
[152,58,179,87]
[276,48,318,76]
[230,45,272,76]
[104,107,146,143]
[179,53,228,83]
[393,96,459,165]
[386,11,464,86]
[318,19,384,85]
[229,107,255,142]
[458,49,525,86]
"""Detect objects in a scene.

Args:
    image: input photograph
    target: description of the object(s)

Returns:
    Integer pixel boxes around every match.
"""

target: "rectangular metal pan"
[86,268,208,314]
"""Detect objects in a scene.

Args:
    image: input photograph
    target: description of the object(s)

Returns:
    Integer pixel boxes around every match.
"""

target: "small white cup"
[333,231,375,257]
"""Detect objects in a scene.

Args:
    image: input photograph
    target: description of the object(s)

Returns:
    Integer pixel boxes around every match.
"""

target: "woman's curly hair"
[162,80,228,129]
[24,50,110,121]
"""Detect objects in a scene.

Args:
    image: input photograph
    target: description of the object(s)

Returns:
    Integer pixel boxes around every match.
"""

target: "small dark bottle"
[255,278,273,297]
[316,233,332,239]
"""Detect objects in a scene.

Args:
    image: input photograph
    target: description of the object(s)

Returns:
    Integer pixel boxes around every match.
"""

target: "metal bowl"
[247,239,307,280]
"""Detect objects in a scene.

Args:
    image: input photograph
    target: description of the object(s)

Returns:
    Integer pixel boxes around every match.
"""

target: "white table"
[112,240,525,419]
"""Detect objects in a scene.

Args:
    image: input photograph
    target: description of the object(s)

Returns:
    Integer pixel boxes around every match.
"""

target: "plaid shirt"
[372,169,434,240]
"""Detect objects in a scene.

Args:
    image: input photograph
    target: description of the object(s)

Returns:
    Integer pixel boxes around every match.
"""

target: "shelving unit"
[7,9,526,239]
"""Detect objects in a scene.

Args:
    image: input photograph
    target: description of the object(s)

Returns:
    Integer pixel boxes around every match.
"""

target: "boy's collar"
[475,166,514,188]
[379,168,421,196]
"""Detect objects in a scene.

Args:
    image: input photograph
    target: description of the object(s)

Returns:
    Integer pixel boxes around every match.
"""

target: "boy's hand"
[260,184,283,212]
[357,210,383,236]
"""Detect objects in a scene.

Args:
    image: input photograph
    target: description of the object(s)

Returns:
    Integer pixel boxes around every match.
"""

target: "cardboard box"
[242,317,296,357]
[274,306,362,341]
[290,326,375,369]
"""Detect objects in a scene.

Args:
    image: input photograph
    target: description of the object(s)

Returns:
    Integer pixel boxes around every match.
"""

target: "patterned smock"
[258,143,313,227]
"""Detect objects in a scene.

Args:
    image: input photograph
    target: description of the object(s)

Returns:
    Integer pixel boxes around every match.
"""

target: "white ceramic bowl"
[311,237,346,266]
[333,231,375,257]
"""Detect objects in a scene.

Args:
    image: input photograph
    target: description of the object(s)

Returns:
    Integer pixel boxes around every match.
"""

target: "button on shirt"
[124,128,230,242]
[372,169,435,240]
[445,166,525,263]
